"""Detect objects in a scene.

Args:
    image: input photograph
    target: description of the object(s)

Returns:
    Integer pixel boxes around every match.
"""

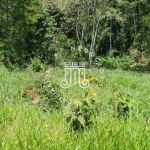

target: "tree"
[0,0,42,67]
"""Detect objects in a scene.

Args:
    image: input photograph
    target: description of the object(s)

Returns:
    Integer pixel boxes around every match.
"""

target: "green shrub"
[119,56,133,70]
[64,98,99,131]
[110,83,133,118]
[23,74,63,110]
[35,78,63,110]
[94,57,118,69]
[94,56,132,70]
[64,86,100,131]
[30,57,43,72]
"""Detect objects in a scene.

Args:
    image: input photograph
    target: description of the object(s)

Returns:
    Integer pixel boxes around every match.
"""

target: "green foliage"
[30,57,43,72]
[64,95,99,131]
[1,67,150,149]
[98,57,119,69]
[110,83,133,118]
[0,44,4,63]
[23,72,63,110]
[143,13,150,28]
[35,77,63,110]
[0,0,150,68]
[0,0,43,67]
[64,79,101,131]
[94,56,132,70]
[146,60,150,71]
[119,56,133,70]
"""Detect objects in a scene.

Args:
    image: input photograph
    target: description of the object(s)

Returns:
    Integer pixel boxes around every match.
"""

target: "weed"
[110,83,133,118]
[1,67,150,149]
[64,80,101,131]
[64,97,99,131]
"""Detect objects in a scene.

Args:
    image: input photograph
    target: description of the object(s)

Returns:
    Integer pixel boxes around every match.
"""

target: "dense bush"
[23,73,63,110]
[35,78,63,110]
[94,56,132,70]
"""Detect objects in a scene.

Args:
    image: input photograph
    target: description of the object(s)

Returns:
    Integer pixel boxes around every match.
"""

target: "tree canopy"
[0,0,150,68]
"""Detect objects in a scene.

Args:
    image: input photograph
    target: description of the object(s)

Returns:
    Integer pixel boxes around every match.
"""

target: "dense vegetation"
[0,0,150,149]
[0,66,150,149]
[0,0,150,68]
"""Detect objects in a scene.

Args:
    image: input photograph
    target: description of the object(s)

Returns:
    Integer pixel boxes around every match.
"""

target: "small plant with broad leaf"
[63,77,102,131]
[110,83,133,118]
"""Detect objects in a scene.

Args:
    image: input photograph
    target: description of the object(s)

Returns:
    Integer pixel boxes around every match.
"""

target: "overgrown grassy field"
[0,65,150,150]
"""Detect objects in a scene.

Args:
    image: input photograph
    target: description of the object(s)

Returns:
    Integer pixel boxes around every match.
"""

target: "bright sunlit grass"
[0,66,150,149]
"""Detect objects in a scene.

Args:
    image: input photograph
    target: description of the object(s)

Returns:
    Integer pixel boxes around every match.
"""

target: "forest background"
[0,0,150,70]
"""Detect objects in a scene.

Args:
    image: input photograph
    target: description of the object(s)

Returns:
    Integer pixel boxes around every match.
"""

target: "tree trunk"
[110,17,112,50]
[88,19,100,68]
[78,22,86,57]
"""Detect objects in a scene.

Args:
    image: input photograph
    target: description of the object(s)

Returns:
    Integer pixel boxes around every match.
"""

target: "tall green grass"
[0,66,150,149]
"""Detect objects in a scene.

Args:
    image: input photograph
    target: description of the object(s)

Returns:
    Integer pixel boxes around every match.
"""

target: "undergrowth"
[0,66,150,149]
